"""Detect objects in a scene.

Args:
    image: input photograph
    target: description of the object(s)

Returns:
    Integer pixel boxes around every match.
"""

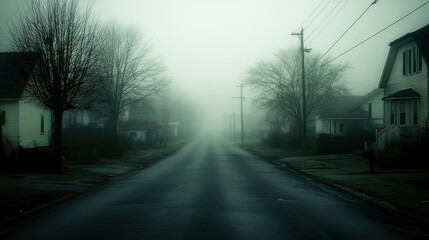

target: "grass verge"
[0,140,187,233]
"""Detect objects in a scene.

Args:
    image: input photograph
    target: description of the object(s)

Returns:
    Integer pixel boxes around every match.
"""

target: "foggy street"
[4,136,427,240]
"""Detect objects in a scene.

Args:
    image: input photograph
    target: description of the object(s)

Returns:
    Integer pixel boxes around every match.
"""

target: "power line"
[306,0,349,47]
[306,0,343,41]
[325,0,429,65]
[297,0,326,31]
[316,0,378,64]
[304,0,332,31]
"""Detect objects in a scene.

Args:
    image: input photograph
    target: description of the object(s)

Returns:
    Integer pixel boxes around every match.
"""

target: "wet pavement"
[3,137,429,240]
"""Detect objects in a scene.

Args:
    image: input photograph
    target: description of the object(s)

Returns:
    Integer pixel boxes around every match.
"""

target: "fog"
[1,0,428,136]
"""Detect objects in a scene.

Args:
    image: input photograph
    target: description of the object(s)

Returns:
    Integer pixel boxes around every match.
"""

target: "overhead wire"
[306,0,344,43]
[304,0,332,31]
[315,0,378,64]
[296,0,326,31]
[306,0,349,47]
[324,0,429,65]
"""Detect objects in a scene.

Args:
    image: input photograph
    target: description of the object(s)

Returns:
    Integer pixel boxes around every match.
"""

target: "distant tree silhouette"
[97,23,168,155]
[247,49,349,148]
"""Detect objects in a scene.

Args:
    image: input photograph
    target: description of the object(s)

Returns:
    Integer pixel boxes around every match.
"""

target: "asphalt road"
[4,137,429,240]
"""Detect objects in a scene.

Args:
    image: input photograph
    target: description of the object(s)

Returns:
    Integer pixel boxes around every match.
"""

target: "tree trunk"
[105,116,119,156]
[53,110,63,172]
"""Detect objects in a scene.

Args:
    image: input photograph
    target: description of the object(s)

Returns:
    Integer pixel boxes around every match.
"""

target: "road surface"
[4,137,428,240]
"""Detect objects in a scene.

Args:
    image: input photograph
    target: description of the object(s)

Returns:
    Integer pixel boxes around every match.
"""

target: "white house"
[315,89,384,136]
[0,52,52,150]
[358,89,384,130]
[259,110,290,141]
[379,24,429,136]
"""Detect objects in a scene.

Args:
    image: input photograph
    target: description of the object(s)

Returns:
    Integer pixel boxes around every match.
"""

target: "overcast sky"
[1,0,429,129]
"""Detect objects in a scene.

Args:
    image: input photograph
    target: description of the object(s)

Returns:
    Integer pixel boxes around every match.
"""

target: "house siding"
[359,90,384,129]
[384,42,429,127]
[0,100,20,147]
[18,100,51,148]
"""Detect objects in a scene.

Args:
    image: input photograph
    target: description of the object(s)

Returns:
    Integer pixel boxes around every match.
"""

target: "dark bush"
[262,132,286,148]
[63,127,103,161]
[262,132,300,150]
[315,132,372,154]
[376,138,429,169]
[12,146,56,170]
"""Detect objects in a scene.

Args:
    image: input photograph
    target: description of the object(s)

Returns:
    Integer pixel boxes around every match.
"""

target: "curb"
[279,160,429,233]
[240,147,429,232]
[0,143,187,238]
[0,171,128,238]
[0,142,188,237]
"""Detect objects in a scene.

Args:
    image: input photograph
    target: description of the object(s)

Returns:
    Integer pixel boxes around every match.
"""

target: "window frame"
[1,111,5,125]
[403,44,423,76]
[40,115,45,135]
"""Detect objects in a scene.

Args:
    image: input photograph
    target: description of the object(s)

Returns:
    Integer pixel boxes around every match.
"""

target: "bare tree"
[247,48,349,147]
[98,23,168,154]
[9,0,101,171]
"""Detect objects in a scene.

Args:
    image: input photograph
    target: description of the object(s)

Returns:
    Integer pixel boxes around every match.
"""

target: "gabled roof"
[379,24,429,88]
[353,88,383,108]
[382,88,420,101]
[318,95,368,119]
[0,52,38,99]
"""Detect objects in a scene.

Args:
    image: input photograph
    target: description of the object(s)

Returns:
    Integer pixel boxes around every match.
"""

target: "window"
[339,123,344,134]
[413,100,419,125]
[368,103,372,118]
[391,100,420,126]
[40,115,44,135]
[403,45,423,75]
[399,101,406,125]
[1,111,5,125]
[390,102,397,125]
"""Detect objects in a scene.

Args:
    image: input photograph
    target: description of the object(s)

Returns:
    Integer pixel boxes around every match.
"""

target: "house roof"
[352,88,383,108]
[0,52,38,99]
[379,24,429,88]
[382,88,420,101]
[318,95,369,119]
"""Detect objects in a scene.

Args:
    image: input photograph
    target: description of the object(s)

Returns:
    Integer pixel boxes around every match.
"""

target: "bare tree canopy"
[247,48,349,140]
[9,0,100,111]
[99,23,167,118]
[98,23,168,152]
[8,0,100,171]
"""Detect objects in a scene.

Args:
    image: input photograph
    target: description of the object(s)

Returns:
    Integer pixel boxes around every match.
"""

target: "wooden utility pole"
[234,84,245,144]
[233,112,236,140]
[292,28,311,152]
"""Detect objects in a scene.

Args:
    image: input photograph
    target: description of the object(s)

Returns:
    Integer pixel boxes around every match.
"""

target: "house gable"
[379,24,429,89]
[378,24,429,129]
[0,52,38,99]
[1,52,51,149]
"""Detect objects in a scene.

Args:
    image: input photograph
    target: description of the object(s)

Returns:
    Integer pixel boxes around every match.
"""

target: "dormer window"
[403,45,422,75]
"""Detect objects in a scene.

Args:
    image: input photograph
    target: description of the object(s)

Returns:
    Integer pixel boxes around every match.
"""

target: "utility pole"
[232,112,236,141]
[292,28,311,152]
[233,84,245,144]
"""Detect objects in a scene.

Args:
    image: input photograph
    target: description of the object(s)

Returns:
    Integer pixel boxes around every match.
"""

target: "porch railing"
[375,125,400,152]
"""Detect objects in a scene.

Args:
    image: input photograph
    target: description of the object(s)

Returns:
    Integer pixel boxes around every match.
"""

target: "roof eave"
[0,97,20,100]
[382,96,420,101]
[379,47,397,88]
[379,36,415,89]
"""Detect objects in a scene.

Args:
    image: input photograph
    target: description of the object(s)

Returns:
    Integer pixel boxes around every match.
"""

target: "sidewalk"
[0,141,186,234]
[241,144,429,230]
